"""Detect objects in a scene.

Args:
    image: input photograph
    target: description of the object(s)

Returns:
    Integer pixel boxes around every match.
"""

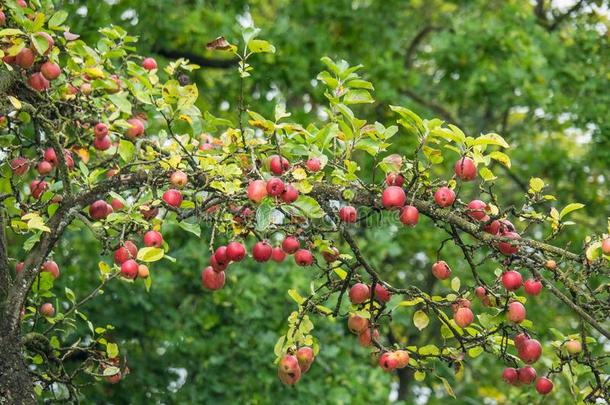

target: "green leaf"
[439,377,456,398]
[48,11,69,28]
[103,366,120,376]
[333,268,347,280]
[468,346,484,358]
[288,289,305,305]
[178,221,201,237]
[529,177,545,193]
[419,344,440,356]
[106,342,119,358]
[450,277,460,292]
[248,39,276,54]
[471,133,509,149]
[414,370,426,381]
[118,140,135,162]
[343,89,374,104]
[30,33,51,55]
[488,151,511,168]
[291,196,324,218]
[413,310,429,331]
[559,203,585,220]
[65,287,76,304]
[398,298,423,307]
[479,167,497,182]
[274,335,286,357]
[137,247,164,262]
[255,199,274,231]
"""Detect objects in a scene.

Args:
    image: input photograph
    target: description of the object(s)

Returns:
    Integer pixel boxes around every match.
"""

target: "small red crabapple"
[454,157,477,181]
[399,205,419,226]
[201,266,225,290]
[349,283,370,305]
[434,187,455,208]
[339,206,357,223]
[535,377,553,395]
[271,247,286,262]
[431,261,451,280]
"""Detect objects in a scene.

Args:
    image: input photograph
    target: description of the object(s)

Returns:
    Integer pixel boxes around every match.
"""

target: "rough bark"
[0,327,36,405]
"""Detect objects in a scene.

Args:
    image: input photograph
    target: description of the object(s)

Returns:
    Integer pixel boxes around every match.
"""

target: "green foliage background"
[39,0,609,403]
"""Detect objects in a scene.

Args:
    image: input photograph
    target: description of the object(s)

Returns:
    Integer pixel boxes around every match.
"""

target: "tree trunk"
[0,328,36,405]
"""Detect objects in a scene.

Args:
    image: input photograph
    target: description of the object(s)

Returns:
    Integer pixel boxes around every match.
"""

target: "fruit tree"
[1,1,610,403]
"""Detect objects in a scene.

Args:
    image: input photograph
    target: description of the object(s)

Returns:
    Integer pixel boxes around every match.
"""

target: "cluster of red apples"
[277,347,315,385]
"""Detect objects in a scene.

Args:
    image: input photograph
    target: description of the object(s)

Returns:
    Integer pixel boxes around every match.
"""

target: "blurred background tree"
[46,0,609,403]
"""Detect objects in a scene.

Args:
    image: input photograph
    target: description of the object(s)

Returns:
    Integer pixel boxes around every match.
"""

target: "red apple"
[358,328,379,347]
[454,307,474,328]
[269,155,289,175]
[385,173,404,187]
[162,189,183,208]
[602,239,610,255]
[143,230,163,248]
[565,340,582,355]
[120,259,138,279]
[282,236,300,254]
[94,123,109,138]
[114,241,138,264]
[40,302,55,317]
[347,314,368,334]
[214,246,229,266]
[431,261,451,280]
[322,246,340,262]
[399,205,419,226]
[89,200,109,220]
[535,377,553,395]
[454,157,477,181]
[296,347,315,373]
[252,241,273,262]
[378,352,398,371]
[125,118,144,138]
[42,260,59,278]
[501,270,522,291]
[349,283,370,305]
[519,339,542,364]
[277,354,301,385]
[467,200,487,221]
[36,160,53,175]
[498,231,520,255]
[15,48,35,69]
[294,249,313,266]
[502,367,518,385]
[306,158,321,172]
[201,266,225,290]
[142,57,157,71]
[524,279,542,296]
[10,157,30,176]
[372,284,391,303]
[382,186,406,209]
[271,247,286,262]
[170,170,188,188]
[339,206,357,223]
[281,184,299,203]
[138,264,149,278]
[226,241,246,262]
[507,301,526,324]
[518,366,537,384]
[434,187,455,208]
[266,177,285,196]
[247,180,267,203]
[93,135,111,151]
[30,180,48,199]
[40,61,61,80]
[28,72,50,92]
